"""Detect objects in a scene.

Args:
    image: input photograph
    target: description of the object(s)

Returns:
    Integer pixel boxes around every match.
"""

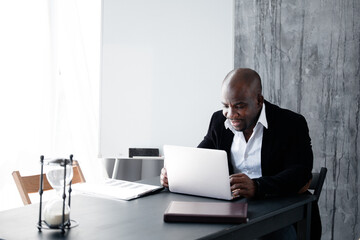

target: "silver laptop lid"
[164,145,233,200]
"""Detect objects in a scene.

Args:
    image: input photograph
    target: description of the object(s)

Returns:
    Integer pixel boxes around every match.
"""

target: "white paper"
[72,179,163,201]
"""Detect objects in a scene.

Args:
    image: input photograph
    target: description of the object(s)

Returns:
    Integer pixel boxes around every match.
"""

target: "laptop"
[163,145,233,200]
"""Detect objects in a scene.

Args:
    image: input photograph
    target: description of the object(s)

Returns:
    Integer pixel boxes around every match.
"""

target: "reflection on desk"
[0,177,316,240]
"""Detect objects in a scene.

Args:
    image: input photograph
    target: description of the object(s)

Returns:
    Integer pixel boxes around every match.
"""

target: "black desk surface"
[0,177,316,240]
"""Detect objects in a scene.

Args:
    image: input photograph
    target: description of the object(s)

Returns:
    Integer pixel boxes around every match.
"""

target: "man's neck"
[243,130,253,142]
[243,109,262,142]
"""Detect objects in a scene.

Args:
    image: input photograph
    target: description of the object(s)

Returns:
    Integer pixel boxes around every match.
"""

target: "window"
[0,0,102,210]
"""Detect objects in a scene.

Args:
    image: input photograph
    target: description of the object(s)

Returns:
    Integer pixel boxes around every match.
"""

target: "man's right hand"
[160,167,169,188]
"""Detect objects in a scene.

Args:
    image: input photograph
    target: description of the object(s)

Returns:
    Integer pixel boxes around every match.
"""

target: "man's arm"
[253,113,313,197]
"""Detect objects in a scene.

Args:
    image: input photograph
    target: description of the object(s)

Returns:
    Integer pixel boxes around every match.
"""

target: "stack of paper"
[72,179,163,201]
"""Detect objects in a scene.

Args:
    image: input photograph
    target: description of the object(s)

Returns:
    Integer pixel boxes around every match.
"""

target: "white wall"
[99,0,234,158]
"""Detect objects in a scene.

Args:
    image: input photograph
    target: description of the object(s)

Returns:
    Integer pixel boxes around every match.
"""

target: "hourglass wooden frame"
[37,155,78,232]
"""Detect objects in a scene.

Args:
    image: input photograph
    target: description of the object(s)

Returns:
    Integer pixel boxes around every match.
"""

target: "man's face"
[221,82,262,132]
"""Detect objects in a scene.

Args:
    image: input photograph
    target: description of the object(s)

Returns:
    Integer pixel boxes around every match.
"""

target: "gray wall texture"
[234,0,360,239]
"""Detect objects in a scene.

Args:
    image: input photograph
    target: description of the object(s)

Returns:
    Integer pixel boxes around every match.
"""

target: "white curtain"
[0,0,103,211]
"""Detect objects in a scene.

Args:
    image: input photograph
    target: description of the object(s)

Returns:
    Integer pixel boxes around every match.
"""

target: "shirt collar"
[258,103,268,129]
[224,103,268,134]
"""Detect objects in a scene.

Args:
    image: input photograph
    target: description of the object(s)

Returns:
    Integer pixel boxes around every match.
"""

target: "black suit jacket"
[197,100,321,239]
[198,100,313,197]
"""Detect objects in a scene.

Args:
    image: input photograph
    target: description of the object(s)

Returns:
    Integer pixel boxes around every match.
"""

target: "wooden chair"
[12,160,86,205]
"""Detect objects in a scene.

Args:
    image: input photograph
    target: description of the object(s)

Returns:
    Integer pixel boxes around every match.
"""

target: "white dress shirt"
[224,104,268,179]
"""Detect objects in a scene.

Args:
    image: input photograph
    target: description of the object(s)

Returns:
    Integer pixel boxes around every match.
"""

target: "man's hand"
[160,167,169,188]
[230,173,256,198]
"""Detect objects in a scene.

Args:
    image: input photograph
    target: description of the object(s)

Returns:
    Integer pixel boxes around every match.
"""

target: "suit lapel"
[261,101,275,174]
[261,127,272,172]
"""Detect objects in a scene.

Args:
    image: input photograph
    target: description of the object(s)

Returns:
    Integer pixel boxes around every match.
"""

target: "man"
[160,68,320,239]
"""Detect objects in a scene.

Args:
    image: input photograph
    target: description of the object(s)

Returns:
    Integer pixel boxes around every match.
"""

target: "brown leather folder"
[163,201,248,224]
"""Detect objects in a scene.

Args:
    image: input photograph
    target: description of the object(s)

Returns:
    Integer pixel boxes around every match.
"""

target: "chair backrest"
[12,160,85,205]
[309,167,327,202]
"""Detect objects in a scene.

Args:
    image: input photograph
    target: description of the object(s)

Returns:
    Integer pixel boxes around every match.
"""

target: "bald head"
[222,68,262,97]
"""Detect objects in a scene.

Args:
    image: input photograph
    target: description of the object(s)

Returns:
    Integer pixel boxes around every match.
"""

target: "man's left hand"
[229,173,256,198]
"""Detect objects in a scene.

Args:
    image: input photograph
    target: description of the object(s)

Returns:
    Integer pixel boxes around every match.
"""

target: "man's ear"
[257,94,264,107]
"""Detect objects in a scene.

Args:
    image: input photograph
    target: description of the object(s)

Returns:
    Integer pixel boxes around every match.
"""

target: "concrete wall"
[234,0,360,239]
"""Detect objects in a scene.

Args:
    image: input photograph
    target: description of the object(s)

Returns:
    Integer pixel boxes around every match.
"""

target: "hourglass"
[37,155,78,232]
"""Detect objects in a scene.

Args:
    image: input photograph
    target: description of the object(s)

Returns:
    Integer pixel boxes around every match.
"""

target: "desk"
[0,177,316,240]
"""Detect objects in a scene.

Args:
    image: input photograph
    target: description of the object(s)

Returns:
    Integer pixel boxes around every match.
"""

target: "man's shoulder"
[211,110,225,119]
[265,101,307,125]
[208,110,226,127]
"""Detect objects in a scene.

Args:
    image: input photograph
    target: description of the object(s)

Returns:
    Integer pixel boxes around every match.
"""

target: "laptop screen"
[164,145,233,200]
